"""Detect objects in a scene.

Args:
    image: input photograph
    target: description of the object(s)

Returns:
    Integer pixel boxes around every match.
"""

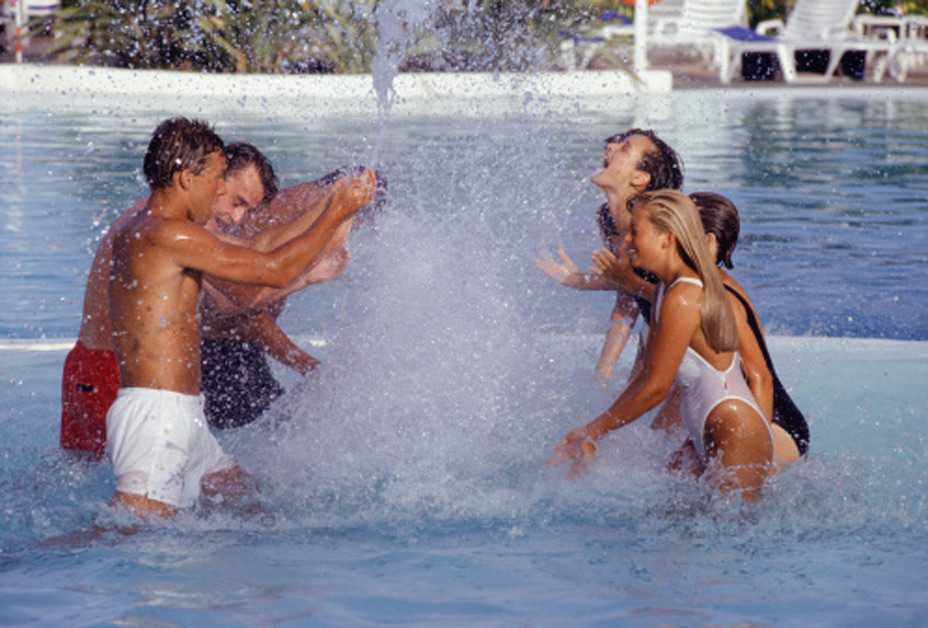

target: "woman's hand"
[536,244,587,289]
[592,247,634,286]
[548,426,599,479]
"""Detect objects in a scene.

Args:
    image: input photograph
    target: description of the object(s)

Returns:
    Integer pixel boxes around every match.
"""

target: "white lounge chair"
[24,0,60,17]
[648,0,747,68]
[649,0,686,27]
[559,1,686,70]
[715,0,897,83]
[874,15,928,81]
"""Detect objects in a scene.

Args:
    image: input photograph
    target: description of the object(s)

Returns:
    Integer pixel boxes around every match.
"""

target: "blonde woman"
[551,190,774,501]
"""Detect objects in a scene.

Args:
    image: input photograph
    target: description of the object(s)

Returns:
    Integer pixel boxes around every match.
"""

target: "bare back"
[78,199,148,351]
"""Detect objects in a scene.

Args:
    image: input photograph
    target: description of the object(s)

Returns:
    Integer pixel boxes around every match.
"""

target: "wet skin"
[108,151,375,394]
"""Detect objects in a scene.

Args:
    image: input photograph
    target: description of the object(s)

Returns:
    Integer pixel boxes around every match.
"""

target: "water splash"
[371,0,439,113]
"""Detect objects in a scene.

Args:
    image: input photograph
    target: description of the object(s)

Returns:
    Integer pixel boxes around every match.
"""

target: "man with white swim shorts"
[106,117,376,517]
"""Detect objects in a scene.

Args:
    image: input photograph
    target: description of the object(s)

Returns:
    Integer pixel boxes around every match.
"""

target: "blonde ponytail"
[638,190,738,352]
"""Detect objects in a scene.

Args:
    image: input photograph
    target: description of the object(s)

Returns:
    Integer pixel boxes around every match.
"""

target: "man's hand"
[330,169,377,222]
[288,348,320,375]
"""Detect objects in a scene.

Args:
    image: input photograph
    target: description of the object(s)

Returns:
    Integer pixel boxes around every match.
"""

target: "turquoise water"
[2,91,928,625]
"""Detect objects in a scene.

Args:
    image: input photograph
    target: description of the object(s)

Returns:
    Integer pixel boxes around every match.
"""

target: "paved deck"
[3,32,928,90]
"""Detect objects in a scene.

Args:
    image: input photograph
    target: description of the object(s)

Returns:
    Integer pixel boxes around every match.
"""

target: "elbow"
[639,379,672,409]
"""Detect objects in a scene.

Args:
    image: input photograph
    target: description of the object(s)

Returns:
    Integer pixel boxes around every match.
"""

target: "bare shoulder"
[664,280,703,312]
[144,217,214,247]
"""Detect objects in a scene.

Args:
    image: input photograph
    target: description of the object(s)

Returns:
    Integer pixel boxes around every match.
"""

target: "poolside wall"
[0,64,672,114]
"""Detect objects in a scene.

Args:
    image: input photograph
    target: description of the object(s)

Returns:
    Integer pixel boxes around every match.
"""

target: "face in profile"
[189,150,227,225]
[626,204,665,274]
[591,134,654,196]
[213,164,266,228]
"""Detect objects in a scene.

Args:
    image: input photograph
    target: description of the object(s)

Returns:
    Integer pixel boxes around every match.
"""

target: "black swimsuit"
[633,267,659,325]
[724,285,810,456]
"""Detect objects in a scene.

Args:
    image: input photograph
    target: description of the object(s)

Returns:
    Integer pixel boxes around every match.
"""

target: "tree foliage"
[45,0,928,73]
[51,0,380,72]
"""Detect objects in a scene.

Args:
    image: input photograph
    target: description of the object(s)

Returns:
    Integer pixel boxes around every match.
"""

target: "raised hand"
[330,169,378,221]
[535,244,588,289]
[592,247,633,285]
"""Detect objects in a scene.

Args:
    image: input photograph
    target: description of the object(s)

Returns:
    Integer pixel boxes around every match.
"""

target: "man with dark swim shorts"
[199,150,387,429]
[59,141,382,455]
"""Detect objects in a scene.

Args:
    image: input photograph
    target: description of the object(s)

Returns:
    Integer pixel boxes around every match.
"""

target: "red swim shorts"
[60,340,120,457]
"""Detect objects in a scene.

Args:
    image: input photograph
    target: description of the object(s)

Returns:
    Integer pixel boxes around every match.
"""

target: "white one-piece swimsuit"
[654,277,772,459]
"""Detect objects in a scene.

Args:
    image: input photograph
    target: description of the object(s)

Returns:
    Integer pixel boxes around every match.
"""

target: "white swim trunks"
[106,387,236,509]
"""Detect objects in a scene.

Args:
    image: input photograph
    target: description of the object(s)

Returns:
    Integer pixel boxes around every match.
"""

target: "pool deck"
[647,48,928,90]
[3,33,928,92]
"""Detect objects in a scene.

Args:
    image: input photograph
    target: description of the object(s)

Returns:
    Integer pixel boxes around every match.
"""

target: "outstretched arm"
[550,283,699,470]
[244,241,350,310]
[249,184,336,252]
[536,244,618,291]
[203,224,352,315]
[241,181,330,235]
[218,310,319,374]
[594,293,640,385]
[161,173,375,289]
[200,291,319,375]
[249,312,320,375]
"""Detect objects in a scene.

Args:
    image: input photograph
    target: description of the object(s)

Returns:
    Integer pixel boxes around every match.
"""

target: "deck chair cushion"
[714,26,774,43]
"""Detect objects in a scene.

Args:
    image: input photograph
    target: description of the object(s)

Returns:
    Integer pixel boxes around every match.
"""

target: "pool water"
[1,90,927,625]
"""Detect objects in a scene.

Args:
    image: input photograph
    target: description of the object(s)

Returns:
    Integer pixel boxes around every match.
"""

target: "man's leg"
[113,491,177,519]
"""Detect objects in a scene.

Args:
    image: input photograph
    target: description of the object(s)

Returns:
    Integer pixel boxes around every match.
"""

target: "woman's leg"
[703,400,773,502]
[667,438,703,477]
[769,423,801,472]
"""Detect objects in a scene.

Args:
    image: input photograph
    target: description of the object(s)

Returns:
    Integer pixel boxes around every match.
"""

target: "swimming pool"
[2,88,927,625]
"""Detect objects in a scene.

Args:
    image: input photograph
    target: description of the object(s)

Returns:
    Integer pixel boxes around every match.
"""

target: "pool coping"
[0,63,673,108]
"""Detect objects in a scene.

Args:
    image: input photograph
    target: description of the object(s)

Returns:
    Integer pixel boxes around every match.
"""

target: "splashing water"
[232,130,605,526]
[371,0,440,112]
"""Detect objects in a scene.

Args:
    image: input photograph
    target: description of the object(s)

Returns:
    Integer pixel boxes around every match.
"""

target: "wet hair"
[224,142,279,204]
[604,128,684,191]
[596,202,618,240]
[143,117,224,191]
[690,192,740,269]
[634,189,737,352]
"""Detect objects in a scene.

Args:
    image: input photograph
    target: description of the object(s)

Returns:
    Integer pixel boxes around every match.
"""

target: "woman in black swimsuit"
[690,192,810,463]
[594,193,810,466]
